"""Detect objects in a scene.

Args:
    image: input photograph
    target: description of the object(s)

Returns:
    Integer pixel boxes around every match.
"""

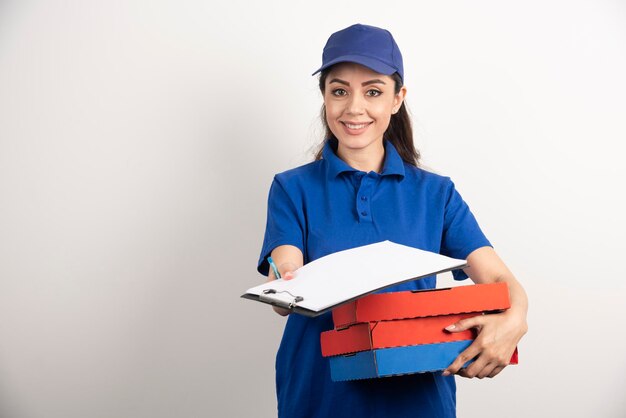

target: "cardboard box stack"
[320,282,519,381]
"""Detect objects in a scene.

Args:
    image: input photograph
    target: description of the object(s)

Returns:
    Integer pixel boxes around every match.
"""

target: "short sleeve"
[440,179,492,281]
[256,176,305,276]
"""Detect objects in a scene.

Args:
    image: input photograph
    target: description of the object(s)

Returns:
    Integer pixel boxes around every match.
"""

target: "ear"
[392,86,407,114]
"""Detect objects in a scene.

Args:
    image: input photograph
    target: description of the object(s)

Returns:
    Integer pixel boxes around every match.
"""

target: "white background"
[1,1,625,417]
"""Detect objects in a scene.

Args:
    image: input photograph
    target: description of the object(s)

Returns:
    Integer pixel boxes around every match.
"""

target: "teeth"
[345,123,369,129]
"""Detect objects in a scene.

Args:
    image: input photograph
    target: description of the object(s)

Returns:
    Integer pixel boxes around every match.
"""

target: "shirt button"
[361,211,368,216]
[361,196,368,201]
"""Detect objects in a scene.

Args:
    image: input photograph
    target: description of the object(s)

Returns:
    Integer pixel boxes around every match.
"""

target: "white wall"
[1,1,625,417]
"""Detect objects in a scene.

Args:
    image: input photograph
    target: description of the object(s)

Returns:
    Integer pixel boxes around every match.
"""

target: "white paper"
[244,240,467,313]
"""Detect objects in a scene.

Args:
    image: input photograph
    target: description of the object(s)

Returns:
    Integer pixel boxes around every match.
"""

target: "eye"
[366,89,382,97]
[331,88,347,97]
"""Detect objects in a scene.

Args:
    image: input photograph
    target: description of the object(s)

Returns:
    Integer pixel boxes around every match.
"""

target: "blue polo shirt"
[257,139,491,418]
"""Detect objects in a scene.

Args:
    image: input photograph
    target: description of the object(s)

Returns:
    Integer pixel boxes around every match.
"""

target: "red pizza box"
[321,313,477,357]
[332,282,510,328]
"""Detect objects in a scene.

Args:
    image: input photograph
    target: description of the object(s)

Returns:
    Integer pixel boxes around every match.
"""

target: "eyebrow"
[328,78,387,86]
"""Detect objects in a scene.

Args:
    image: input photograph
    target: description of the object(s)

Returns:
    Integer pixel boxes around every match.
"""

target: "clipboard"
[241,241,468,317]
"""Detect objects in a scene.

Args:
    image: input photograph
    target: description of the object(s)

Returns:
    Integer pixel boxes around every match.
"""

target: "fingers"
[442,343,480,376]
[453,360,508,379]
[279,262,298,281]
[442,311,521,379]
[444,315,484,333]
[488,366,505,378]
[443,333,514,378]
[272,305,291,316]
[267,262,298,281]
[456,363,502,379]
[446,344,512,379]
[476,362,498,379]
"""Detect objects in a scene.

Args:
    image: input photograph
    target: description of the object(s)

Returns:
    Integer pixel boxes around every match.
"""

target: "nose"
[345,93,365,115]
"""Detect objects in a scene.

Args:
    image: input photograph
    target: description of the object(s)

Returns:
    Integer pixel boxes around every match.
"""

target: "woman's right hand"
[266,262,297,316]
[266,262,298,282]
[266,245,303,316]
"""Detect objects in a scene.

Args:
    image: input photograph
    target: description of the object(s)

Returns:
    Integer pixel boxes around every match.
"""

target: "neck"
[336,140,385,173]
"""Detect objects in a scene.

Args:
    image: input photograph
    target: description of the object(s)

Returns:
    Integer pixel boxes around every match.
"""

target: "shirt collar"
[322,138,406,180]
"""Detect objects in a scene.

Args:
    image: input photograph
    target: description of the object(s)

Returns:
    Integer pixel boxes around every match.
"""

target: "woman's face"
[324,62,406,155]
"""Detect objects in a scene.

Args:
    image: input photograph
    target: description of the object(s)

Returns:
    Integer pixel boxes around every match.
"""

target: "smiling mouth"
[341,122,373,129]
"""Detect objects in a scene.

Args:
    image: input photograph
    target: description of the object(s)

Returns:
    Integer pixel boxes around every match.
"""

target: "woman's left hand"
[442,308,527,379]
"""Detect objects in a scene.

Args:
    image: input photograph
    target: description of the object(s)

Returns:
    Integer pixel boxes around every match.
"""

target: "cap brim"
[311,54,397,77]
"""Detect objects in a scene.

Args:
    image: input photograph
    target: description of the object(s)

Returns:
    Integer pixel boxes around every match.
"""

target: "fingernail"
[442,370,450,376]
[445,325,456,331]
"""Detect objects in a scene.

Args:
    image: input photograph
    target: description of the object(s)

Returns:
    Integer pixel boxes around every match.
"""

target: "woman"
[257,23,528,418]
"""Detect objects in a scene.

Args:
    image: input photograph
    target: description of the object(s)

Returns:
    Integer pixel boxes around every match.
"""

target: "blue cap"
[312,24,404,82]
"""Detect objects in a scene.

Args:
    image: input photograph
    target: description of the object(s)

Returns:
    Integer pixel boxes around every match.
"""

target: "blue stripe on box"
[329,340,474,382]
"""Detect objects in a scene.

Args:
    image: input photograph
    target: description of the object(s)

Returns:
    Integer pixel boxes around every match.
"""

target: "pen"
[268,256,282,279]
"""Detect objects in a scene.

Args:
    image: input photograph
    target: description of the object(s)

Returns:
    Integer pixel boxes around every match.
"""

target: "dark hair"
[314,67,420,167]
